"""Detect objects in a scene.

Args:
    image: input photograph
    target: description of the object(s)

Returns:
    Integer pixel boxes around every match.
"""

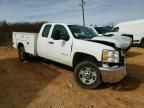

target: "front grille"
[119,56,125,66]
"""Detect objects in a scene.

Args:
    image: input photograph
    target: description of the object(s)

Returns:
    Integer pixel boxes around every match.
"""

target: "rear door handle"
[48,41,54,44]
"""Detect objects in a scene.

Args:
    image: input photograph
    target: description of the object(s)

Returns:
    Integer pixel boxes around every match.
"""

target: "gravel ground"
[0,47,144,108]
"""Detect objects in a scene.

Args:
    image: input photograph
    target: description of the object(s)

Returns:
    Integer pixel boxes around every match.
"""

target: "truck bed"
[13,32,38,55]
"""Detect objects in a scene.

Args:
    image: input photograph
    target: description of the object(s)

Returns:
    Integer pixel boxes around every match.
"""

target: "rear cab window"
[42,25,52,37]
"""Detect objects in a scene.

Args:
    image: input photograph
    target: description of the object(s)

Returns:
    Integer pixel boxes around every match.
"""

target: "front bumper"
[100,66,127,83]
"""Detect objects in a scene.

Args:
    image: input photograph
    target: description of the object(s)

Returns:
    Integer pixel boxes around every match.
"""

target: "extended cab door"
[47,25,72,65]
[37,24,52,58]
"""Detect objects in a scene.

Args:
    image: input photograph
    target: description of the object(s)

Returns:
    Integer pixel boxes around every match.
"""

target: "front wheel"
[18,47,29,61]
[141,39,144,47]
[74,61,101,89]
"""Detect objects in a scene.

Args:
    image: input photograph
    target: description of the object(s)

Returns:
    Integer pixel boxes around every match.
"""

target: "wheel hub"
[79,67,97,85]
[83,71,92,79]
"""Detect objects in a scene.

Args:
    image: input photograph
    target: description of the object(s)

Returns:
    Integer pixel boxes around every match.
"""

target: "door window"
[52,25,69,40]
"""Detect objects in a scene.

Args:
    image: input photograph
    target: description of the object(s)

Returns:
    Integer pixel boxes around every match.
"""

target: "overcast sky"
[0,0,144,26]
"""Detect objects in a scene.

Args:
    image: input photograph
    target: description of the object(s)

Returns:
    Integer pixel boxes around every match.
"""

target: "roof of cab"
[44,22,79,26]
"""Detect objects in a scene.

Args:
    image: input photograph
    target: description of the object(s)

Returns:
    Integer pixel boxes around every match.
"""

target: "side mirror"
[53,30,60,40]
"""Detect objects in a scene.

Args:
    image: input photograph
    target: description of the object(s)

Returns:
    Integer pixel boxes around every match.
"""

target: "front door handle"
[48,42,54,44]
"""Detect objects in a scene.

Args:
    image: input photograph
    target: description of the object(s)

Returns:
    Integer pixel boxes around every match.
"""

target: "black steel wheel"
[74,61,101,89]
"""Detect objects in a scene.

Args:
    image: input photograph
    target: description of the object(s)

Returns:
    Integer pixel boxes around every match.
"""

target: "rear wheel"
[18,47,29,61]
[74,61,101,89]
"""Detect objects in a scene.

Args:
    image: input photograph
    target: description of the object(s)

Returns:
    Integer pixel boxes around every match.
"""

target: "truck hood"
[91,36,132,50]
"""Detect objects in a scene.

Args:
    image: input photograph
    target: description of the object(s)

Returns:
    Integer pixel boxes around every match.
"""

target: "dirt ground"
[0,47,144,108]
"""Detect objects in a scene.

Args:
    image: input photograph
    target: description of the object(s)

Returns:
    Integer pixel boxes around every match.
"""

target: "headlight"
[102,50,119,63]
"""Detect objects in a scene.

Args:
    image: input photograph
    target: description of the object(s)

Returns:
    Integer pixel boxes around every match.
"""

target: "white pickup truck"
[13,23,127,89]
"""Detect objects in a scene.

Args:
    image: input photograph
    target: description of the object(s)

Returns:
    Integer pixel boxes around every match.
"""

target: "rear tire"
[74,61,101,89]
[18,47,29,61]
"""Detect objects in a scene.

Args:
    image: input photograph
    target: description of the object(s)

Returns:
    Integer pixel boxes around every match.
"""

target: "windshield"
[94,27,111,34]
[68,25,97,39]
[111,27,119,32]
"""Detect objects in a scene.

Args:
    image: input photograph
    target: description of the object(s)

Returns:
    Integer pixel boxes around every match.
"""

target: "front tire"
[141,39,144,47]
[18,47,29,61]
[74,61,101,89]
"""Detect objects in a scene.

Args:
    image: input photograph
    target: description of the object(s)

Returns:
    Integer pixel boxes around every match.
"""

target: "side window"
[42,25,51,37]
[52,25,69,40]
[112,27,119,32]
